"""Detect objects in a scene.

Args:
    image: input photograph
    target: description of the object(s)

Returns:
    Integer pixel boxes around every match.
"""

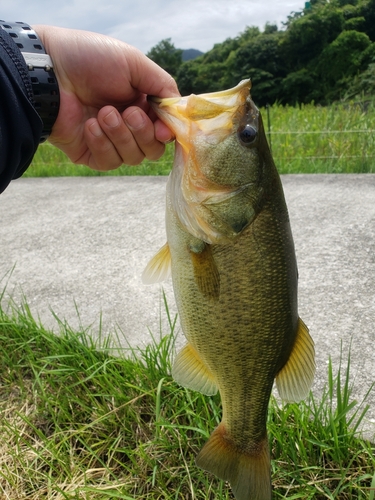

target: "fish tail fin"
[196,424,272,500]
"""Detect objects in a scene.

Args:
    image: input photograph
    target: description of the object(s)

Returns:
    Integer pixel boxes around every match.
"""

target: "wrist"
[0,21,60,143]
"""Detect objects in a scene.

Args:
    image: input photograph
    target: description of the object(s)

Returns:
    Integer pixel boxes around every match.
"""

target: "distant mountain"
[182,49,204,61]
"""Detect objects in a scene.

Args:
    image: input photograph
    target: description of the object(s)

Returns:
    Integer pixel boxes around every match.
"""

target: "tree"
[203,37,240,64]
[264,23,278,34]
[360,0,375,41]
[317,30,371,99]
[223,31,284,105]
[174,0,375,105]
[147,39,183,77]
[280,4,344,70]
[345,62,375,99]
[281,69,316,105]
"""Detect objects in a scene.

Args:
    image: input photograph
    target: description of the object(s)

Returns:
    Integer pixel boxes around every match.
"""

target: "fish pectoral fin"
[172,343,218,396]
[276,318,316,402]
[142,243,171,284]
[190,243,220,300]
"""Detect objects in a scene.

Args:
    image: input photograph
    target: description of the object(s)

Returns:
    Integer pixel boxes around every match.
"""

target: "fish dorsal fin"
[142,243,171,284]
[190,242,220,300]
[276,318,315,402]
[172,343,218,396]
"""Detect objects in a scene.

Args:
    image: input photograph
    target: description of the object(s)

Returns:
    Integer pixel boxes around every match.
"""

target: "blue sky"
[3,1,305,54]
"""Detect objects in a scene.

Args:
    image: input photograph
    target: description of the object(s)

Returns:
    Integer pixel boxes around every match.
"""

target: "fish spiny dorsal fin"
[142,243,171,284]
[172,343,218,396]
[275,318,315,402]
[196,425,272,500]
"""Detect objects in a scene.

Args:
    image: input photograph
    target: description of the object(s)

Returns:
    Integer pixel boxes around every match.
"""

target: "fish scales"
[143,80,315,500]
[172,191,296,441]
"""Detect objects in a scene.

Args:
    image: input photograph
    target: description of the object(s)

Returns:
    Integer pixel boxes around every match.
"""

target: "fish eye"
[238,124,257,145]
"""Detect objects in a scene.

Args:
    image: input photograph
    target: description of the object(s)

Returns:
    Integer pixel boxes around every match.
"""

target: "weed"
[0,297,374,499]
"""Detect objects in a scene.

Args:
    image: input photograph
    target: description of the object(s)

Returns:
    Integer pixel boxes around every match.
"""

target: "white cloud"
[2,0,305,53]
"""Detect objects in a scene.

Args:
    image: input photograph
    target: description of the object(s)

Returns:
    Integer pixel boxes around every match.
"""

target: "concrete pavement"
[1,175,375,438]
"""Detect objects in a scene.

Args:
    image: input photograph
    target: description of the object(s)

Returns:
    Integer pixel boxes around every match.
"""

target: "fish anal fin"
[276,317,316,402]
[190,243,220,300]
[142,243,171,284]
[196,424,272,500]
[172,343,218,396]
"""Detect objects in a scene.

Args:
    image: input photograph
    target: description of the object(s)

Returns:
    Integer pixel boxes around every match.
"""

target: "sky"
[2,1,306,54]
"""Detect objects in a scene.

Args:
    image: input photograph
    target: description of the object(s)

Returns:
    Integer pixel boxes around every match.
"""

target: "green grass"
[266,101,375,174]
[0,292,374,499]
[24,101,375,178]
[25,143,175,178]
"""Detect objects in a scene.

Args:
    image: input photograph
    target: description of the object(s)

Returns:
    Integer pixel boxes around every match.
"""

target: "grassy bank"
[0,295,374,499]
[266,101,375,173]
[25,143,175,178]
[24,101,375,178]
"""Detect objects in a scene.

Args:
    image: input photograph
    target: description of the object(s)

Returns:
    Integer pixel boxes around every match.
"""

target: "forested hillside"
[147,0,375,105]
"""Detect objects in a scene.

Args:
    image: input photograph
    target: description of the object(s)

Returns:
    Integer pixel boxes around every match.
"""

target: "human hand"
[33,25,180,170]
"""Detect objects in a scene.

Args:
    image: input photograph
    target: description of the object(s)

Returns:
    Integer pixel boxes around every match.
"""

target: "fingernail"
[125,109,145,130]
[103,110,120,128]
[89,121,102,137]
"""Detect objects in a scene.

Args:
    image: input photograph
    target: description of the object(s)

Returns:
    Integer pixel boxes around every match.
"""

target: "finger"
[121,107,166,161]
[154,119,175,144]
[97,106,149,165]
[84,117,123,171]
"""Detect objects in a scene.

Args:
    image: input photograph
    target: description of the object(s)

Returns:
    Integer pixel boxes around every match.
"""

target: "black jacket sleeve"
[0,27,43,194]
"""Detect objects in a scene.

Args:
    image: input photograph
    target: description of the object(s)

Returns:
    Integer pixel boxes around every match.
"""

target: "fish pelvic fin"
[172,343,218,396]
[276,317,316,402]
[196,424,272,500]
[142,243,171,284]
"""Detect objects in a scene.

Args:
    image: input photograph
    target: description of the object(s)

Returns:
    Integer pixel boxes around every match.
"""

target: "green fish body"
[143,80,315,500]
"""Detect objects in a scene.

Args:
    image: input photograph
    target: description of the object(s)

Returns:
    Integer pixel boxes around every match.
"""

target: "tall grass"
[267,101,375,174]
[24,101,375,178]
[0,293,374,499]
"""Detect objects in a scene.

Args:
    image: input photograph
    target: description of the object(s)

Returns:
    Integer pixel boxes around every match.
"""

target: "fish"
[142,80,315,500]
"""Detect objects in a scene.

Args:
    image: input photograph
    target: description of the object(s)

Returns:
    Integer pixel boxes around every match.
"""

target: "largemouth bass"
[143,80,315,500]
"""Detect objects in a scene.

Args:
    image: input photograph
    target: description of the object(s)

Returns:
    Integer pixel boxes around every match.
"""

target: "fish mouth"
[148,79,252,148]
[148,79,251,107]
